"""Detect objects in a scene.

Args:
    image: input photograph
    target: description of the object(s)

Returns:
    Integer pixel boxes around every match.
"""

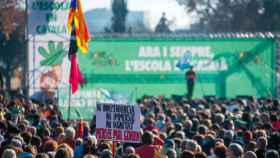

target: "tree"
[111,0,128,33]
[177,0,280,32]
[0,0,26,92]
[155,13,171,33]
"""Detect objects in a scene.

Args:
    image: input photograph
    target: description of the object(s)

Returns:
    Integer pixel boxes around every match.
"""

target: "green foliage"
[111,0,128,33]
[177,0,280,32]
[39,41,66,66]
[0,0,26,91]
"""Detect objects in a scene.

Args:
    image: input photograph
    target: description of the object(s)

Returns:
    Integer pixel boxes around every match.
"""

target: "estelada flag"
[69,53,83,94]
[67,0,90,53]
[68,29,83,94]
[67,0,89,94]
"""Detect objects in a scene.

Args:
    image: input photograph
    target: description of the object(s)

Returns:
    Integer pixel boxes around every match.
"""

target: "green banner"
[76,37,276,98]
[57,37,276,120]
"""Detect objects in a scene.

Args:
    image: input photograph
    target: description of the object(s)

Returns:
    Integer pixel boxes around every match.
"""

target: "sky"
[81,0,193,30]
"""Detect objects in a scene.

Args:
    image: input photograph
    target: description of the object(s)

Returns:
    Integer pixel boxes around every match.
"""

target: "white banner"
[28,40,69,95]
[96,103,141,143]
[27,0,70,41]
[27,0,71,96]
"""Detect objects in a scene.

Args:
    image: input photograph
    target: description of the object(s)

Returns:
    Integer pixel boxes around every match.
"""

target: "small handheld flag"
[176,51,192,70]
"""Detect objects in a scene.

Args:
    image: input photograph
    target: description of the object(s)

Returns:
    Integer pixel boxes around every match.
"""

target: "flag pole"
[112,104,115,158]
[68,86,71,121]
[112,140,116,158]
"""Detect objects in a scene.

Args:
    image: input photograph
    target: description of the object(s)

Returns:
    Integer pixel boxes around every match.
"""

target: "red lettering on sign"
[123,130,140,142]
[113,130,123,140]
[96,128,112,140]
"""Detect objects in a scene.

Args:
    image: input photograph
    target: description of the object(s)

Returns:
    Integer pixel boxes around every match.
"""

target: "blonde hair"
[83,154,98,158]
[1,149,17,158]
[57,143,73,158]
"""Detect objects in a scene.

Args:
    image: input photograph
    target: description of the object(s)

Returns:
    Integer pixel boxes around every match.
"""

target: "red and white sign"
[96,103,141,143]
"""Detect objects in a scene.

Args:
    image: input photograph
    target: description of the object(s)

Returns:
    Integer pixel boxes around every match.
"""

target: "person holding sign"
[185,66,196,100]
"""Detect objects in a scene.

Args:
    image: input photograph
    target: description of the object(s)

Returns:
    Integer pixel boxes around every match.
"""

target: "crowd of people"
[0,92,279,158]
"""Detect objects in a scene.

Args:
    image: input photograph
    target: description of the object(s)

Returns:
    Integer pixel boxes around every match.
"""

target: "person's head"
[143,117,155,127]
[227,143,244,158]
[195,152,207,158]
[35,153,49,158]
[57,144,73,158]
[198,125,208,135]
[175,122,183,131]
[31,136,42,149]
[245,141,256,152]
[43,140,58,152]
[214,113,225,125]
[42,128,51,138]
[181,139,198,153]
[23,145,37,155]
[87,136,97,146]
[100,149,112,158]
[270,113,278,122]
[184,120,193,130]
[83,154,97,158]
[224,130,234,140]
[55,126,64,136]
[141,131,154,145]
[75,138,83,146]
[97,142,111,153]
[255,130,267,138]
[166,148,176,158]
[164,139,175,149]
[224,120,235,130]
[10,137,23,149]
[174,131,185,139]
[55,147,71,158]
[190,66,193,70]
[265,150,279,158]
[244,151,257,158]
[1,149,17,158]
[192,134,204,145]
[181,150,195,158]
[257,136,267,150]
[84,136,97,147]
[47,152,55,158]
[127,153,140,158]
[159,132,167,140]
[243,131,253,142]
[214,143,227,158]
[28,126,37,136]
[21,132,32,145]
[157,113,165,121]
[64,127,75,140]
[123,146,135,158]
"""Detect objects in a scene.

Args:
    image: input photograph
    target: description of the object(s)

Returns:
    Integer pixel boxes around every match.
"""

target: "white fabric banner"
[96,103,141,143]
